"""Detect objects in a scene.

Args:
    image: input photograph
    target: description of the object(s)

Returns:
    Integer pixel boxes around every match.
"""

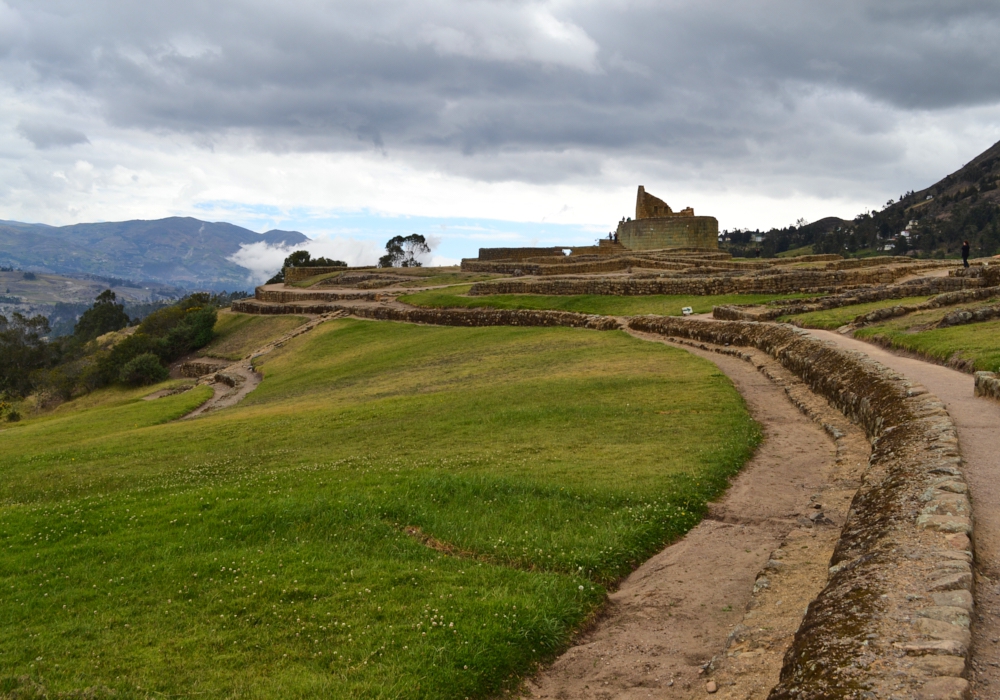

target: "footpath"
[808,329,1000,699]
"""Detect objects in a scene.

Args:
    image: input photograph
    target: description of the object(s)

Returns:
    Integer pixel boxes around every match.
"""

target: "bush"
[119,353,169,386]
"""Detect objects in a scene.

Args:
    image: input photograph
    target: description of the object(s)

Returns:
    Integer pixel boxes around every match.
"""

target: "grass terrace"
[0,318,760,699]
[200,311,310,360]
[857,318,1000,373]
[781,296,933,329]
[400,285,809,316]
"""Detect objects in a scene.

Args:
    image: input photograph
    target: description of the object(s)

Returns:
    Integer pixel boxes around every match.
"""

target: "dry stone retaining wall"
[626,316,972,699]
[253,288,385,303]
[469,268,916,297]
[283,266,353,283]
[714,279,988,322]
[974,372,1000,401]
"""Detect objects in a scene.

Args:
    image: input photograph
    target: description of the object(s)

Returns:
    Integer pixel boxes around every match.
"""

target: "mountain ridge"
[0,216,308,290]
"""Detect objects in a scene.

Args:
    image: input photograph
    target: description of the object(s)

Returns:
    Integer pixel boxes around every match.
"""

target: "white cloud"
[225,235,452,284]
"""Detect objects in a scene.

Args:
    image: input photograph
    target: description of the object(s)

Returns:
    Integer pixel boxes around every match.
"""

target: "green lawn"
[782,296,932,329]
[400,286,808,316]
[0,319,759,699]
[856,319,1000,372]
[201,311,310,360]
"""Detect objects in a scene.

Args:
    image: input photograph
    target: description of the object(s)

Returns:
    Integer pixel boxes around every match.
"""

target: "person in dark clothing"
[962,240,970,268]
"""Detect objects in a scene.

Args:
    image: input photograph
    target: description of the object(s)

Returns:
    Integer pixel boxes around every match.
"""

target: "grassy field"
[856,319,1000,372]
[782,296,933,329]
[201,311,310,360]
[400,286,808,316]
[0,319,759,699]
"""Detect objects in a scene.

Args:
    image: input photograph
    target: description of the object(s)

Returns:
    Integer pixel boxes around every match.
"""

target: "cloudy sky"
[2,0,999,264]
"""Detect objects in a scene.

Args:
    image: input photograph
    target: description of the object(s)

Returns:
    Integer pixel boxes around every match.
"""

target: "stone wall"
[626,316,972,700]
[284,266,351,283]
[468,267,917,296]
[254,288,385,303]
[233,298,621,330]
[974,372,1000,401]
[616,216,719,251]
[476,247,566,261]
[713,279,987,322]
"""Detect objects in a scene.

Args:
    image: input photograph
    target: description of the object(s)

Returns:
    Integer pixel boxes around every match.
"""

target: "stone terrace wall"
[469,267,915,296]
[477,247,565,261]
[974,372,1000,401]
[254,288,385,303]
[232,298,620,330]
[628,316,972,699]
[714,279,986,322]
[284,266,350,283]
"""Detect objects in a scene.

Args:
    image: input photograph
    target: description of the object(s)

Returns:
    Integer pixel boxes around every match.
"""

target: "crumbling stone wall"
[627,316,972,699]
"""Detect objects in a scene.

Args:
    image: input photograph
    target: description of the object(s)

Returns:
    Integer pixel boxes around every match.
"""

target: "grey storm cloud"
[15,121,89,149]
[2,0,999,185]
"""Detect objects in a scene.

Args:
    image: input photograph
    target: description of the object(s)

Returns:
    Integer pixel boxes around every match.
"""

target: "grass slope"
[856,319,1000,372]
[782,296,932,329]
[0,319,759,699]
[201,311,310,360]
[400,286,807,316]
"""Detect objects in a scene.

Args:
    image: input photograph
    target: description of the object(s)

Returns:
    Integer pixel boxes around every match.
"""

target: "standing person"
[962,240,970,268]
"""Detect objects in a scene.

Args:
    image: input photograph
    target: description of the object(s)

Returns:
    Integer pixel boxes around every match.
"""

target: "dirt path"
[528,334,870,699]
[806,328,1000,698]
[177,311,346,419]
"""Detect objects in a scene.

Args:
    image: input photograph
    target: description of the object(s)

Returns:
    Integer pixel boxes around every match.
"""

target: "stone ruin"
[615,186,719,251]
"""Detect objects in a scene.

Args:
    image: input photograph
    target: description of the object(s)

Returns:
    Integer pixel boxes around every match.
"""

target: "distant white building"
[900,230,911,238]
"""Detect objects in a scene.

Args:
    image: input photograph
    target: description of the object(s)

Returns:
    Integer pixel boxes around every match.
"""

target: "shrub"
[119,353,169,386]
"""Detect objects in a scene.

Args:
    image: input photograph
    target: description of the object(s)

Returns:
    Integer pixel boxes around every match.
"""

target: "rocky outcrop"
[625,316,972,699]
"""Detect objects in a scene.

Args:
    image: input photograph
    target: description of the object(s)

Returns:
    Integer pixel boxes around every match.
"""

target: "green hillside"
[0,318,758,699]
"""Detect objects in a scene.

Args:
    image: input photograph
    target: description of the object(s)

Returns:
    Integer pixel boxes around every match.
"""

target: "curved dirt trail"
[528,334,870,699]
[807,329,1000,698]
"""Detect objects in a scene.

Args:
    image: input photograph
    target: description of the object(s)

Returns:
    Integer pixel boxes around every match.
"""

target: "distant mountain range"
[0,217,308,290]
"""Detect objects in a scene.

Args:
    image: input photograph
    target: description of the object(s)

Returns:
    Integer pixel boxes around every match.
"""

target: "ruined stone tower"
[616,186,718,250]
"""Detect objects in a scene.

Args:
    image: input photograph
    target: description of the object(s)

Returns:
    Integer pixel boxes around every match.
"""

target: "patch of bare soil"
[526,334,870,700]
[807,329,1000,700]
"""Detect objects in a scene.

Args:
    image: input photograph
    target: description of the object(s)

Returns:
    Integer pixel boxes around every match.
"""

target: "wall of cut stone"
[616,216,719,250]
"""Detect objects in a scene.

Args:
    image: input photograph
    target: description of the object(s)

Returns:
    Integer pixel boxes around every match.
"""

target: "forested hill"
[722,138,1000,258]
[0,217,308,290]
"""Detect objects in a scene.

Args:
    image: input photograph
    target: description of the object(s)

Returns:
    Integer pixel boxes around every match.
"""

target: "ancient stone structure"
[615,186,719,251]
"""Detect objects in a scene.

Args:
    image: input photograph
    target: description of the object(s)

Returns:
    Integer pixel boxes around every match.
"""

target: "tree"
[119,353,169,386]
[73,290,130,343]
[266,251,347,284]
[378,234,429,268]
[0,312,52,397]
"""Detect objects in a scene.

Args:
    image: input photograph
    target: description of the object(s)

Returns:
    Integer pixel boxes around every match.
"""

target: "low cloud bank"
[228,235,442,285]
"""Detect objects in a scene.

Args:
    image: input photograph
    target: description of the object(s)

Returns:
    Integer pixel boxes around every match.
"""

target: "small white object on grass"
[681,307,693,316]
